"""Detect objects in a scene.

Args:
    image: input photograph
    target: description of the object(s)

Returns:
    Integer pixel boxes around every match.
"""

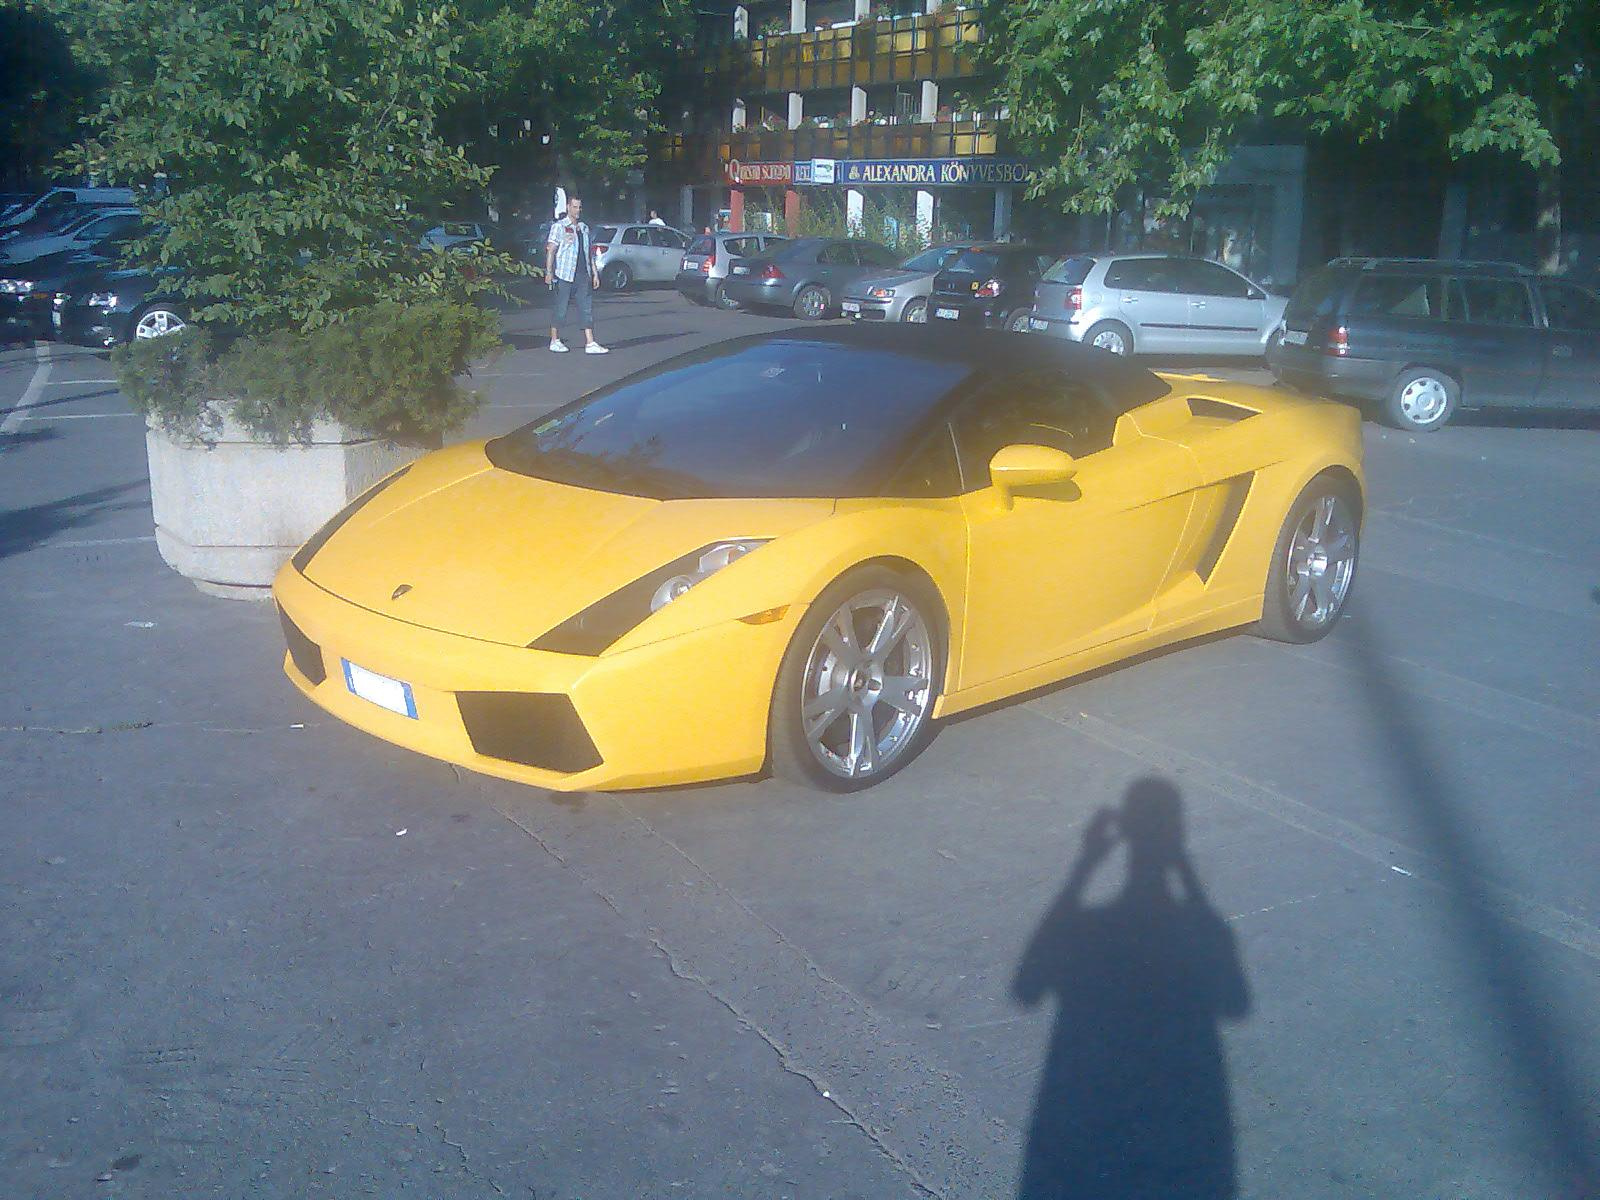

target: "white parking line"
[1,341,52,435]
[43,377,117,385]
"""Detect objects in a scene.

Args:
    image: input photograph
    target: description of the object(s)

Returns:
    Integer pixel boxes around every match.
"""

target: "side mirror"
[989,444,1077,509]
[1247,287,1266,301]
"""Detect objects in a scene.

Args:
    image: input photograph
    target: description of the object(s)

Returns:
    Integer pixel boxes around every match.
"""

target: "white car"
[589,223,693,291]
[0,207,143,267]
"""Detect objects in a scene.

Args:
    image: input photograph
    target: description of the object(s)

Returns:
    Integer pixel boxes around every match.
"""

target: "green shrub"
[116,300,503,446]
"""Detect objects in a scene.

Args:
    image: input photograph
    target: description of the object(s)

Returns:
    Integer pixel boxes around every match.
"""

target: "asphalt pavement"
[2,288,1598,1199]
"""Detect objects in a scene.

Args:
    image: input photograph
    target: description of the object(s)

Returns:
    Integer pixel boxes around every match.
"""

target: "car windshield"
[488,339,971,500]
[900,246,966,272]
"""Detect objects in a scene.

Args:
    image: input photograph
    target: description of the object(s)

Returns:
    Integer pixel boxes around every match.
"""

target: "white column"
[733,4,748,36]
[680,186,694,229]
[790,0,806,32]
[993,186,1013,239]
[854,0,871,18]
[846,188,865,235]
[788,92,804,129]
[732,98,747,131]
[925,0,942,11]
[916,190,936,242]
[851,86,868,124]
[919,80,938,122]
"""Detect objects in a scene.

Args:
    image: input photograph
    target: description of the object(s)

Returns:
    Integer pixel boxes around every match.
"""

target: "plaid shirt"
[546,218,593,284]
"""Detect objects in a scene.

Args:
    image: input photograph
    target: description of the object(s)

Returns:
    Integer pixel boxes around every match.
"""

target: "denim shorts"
[553,276,593,329]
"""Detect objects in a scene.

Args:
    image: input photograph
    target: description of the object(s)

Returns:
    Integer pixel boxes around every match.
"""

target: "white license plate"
[1029,317,1048,331]
[342,659,417,718]
[1281,329,1307,345]
[732,265,749,275]
[841,301,861,313]
[935,307,960,320]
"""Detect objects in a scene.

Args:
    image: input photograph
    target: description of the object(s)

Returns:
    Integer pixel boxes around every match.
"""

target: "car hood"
[301,442,835,647]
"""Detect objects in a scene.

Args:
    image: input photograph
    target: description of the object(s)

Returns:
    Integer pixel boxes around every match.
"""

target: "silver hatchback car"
[676,231,791,309]
[590,223,694,291]
[1030,254,1287,356]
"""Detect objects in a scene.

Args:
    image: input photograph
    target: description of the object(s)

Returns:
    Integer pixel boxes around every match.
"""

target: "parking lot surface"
[2,288,1598,1198]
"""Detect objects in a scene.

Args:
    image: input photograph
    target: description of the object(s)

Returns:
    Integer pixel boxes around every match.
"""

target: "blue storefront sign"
[832,158,1033,187]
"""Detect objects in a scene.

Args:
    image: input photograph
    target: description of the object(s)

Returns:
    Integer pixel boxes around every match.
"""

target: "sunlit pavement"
[2,297,1597,1198]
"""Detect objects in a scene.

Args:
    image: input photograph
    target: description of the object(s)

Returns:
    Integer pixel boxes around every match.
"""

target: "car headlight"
[87,291,118,309]
[291,465,412,573]
[868,286,896,299]
[530,539,770,656]
[0,279,33,295]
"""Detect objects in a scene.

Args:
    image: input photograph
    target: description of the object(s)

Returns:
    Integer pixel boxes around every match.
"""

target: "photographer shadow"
[1013,777,1250,1199]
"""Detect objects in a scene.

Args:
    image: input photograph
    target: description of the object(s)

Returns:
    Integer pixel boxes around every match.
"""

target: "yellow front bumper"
[271,564,801,791]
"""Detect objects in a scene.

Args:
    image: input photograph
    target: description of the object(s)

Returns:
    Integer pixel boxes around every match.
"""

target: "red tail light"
[1064,286,1083,311]
[761,263,785,280]
[593,243,608,258]
[1323,325,1349,356]
[975,278,1005,299]
[701,250,716,275]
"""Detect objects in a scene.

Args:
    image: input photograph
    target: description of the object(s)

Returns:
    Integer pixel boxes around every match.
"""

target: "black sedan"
[721,237,902,319]
[52,262,186,348]
[0,245,124,342]
[928,245,1068,333]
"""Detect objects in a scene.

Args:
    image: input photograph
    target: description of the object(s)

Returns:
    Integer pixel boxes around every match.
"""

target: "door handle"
[1552,344,1573,359]
[1122,295,1137,304]
[1191,300,1206,309]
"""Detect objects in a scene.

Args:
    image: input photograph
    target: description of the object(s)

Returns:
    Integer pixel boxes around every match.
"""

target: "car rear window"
[946,250,1001,275]
[590,225,617,244]
[687,236,714,255]
[1285,268,1348,327]
[724,237,762,257]
[1349,274,1443,319]
[1043,256,1093,286]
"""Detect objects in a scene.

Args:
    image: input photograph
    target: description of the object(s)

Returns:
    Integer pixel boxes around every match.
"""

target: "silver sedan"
[840,244,977,324]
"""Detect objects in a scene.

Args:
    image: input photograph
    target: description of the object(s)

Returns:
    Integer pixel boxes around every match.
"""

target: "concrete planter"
[146,413,427,600]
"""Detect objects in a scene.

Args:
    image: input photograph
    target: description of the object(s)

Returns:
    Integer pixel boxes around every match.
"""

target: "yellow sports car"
[273,326,1363,792]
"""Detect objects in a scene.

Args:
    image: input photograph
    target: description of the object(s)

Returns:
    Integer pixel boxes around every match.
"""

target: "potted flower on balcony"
[76,0,522,599]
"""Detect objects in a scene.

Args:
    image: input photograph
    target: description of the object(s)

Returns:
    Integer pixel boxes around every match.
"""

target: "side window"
[1105,260,1152,290]
[1458,279,1534,326]
[1180,261,1254,298]
[1349,275,1443,319]
[651,227,688,249]
[818,242,853,264]
[621,227,648,246]
[951,371,1117,489]
[1541,282,1600,332]
[856,243,900,268]
[884,425,961,498]
[725,237,757,257]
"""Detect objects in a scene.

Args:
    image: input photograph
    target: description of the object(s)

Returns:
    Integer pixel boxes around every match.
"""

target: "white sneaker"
[549,338,569,353]
[584,342,610,355]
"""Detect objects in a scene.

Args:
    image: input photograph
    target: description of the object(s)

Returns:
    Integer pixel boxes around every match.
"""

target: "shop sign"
[792,159,836,185]
[836,158,1033,187]
[726,159,793,185]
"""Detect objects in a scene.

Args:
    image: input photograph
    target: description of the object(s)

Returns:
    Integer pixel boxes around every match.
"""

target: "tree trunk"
[1535,159,1562,274]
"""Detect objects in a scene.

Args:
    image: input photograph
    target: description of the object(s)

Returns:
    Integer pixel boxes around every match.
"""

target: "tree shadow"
[0,480,148,559]
[0,426,59,452]
[1013,777,1249,1200]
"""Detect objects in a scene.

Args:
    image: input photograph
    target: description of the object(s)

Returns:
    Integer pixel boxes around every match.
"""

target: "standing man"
[545,194,608,354]
[647,209,666,227]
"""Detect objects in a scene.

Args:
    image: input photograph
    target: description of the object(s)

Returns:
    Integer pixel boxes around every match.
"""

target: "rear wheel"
[1385,367,1457,431]
[1255,478,1360,644]
[901,298,927,324]
[713,281,740,311]
[793,284,830,320]
[1084,320,1132,356]
[770,567,945,792]
[1005,307,1033,333]
[603,262,632,292]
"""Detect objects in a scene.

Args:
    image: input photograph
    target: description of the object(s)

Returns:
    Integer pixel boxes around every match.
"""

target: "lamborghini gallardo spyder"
[273,325,1363,792]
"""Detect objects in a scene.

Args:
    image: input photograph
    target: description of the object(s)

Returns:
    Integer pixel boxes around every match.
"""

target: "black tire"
[603,262,632,292]
[128,303,188,341]
[769,565,946,793]
[713,281,740,311]
[1384,367,1458,432]
[901,298,928,324]
[793,284,830,321]
[1083,319,1132,356]
[1255,475,1362,644]
[1004,307,1033,333]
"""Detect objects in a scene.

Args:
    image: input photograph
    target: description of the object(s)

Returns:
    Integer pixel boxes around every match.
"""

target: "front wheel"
[901,298,928,324]
[1385,367,1457,431]
[769,567,945,792]
[1255,479,1360,644]
[1084,320,1132,356]
[793,284,830,320]
[603,262,632,292]
[131,304,187,340]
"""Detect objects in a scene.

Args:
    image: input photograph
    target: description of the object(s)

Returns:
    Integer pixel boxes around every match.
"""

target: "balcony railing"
[692,7,982,93]
[650,119,1005,181]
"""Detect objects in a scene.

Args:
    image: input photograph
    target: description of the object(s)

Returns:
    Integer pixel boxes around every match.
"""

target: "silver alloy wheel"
[1284,493,1357,628]
[1091,327,1128,355]
[1398,375,1449,424]
[1007,309,1031,333]
[797,286,827,319]
[903,299,927,324]
[799,588,934,781]
[134,308,185,339]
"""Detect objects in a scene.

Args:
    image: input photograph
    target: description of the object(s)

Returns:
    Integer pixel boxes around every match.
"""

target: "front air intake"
[456,692,603,773]
[278,607,327,685]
